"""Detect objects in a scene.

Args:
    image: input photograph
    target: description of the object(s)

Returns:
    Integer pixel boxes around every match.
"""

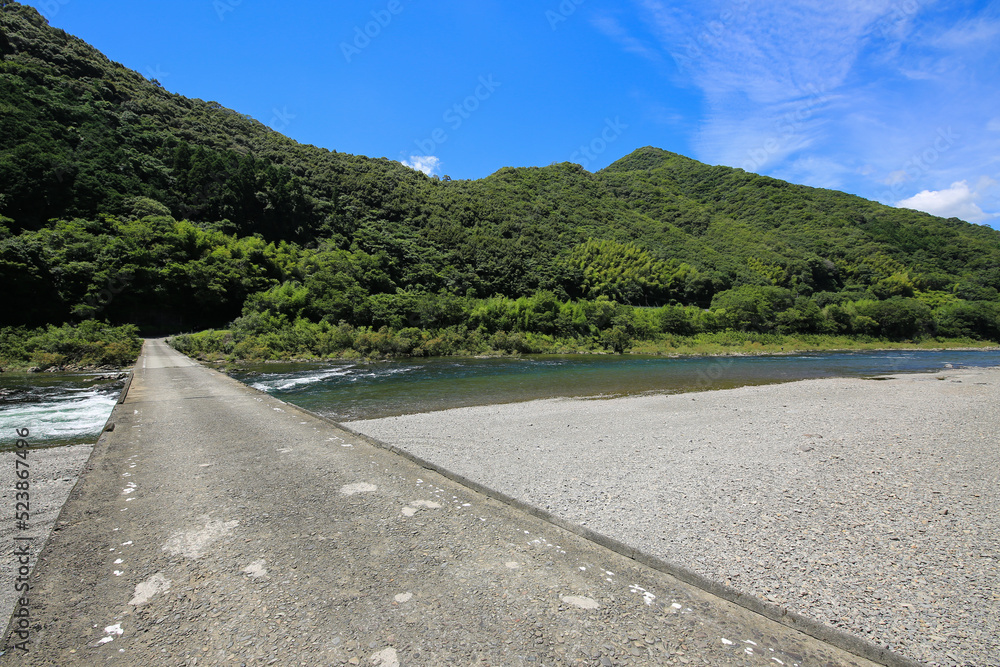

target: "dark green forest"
[2,1,1000,367]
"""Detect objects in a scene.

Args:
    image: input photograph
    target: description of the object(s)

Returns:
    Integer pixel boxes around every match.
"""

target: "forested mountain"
[2,0,1000,361]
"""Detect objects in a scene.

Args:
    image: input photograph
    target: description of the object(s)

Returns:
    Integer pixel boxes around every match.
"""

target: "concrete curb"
[117,370,133,404]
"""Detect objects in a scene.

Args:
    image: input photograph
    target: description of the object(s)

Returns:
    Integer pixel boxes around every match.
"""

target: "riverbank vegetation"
[3,1,1000,365]
[168,287,999,361]
[0,321,143,370]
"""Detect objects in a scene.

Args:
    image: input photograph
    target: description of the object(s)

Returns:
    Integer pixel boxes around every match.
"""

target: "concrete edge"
[171,344,927,667]
[117,370,133,404]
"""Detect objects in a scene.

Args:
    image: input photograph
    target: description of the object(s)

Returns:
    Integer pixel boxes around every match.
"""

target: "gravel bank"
[0,444,93,628]
[348,367,1000,667]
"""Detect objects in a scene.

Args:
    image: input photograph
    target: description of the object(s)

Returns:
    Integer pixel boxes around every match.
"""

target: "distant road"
[2,339,884,666]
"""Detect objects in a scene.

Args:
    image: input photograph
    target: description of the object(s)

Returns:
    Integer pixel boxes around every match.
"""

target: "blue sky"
[22,0,1000,227]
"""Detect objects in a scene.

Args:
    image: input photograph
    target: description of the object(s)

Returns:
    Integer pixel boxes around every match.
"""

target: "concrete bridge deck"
[2,339,894,666]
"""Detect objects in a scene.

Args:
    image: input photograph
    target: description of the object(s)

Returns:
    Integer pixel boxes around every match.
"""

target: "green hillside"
[2,1,999,364]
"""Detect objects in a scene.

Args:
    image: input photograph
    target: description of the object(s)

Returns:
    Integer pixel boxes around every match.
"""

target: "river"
[5,349,1000,445]
[227,349,1000,422]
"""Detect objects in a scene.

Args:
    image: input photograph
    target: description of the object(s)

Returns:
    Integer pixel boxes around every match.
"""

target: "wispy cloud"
[402,155,440,176]
[613,0,901,176]
[590,14,662,64]
[933,17,1000,48]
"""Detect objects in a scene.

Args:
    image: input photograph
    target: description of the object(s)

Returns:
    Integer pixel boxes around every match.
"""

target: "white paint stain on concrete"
[630,584,656,605]
[114,559,123,564]
[402,499,442,516]
[410,500,441,509]
[163,519,239,559]
[721,638,734,645]
[394,592,413,603]
[96,623,124,645]
[505,561,520,569]
[129,573,171,606]
[370,647,400,667]
[561,595,600,610]
[113,570,123,576]
[339,483,377,496]
[243,559,267,578]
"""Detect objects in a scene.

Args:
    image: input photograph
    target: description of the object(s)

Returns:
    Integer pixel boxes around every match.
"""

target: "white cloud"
[591,15,662,64]
[773,155,851,191]
[695,89,832,173]
[883,170,908,186]
[401,155,440,176]
[619,0,901,171]
[896,180,998,223]
[933,18,1000,49]
[636,0,896,103]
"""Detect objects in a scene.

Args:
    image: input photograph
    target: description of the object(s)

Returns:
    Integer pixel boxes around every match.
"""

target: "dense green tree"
[711,286,795,332]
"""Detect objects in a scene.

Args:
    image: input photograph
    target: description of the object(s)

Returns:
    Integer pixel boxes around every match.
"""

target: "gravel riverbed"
[348,367,1000,667]
[0,444,93,629]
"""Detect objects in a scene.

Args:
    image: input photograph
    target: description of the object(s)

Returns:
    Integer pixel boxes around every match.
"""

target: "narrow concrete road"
[2,340,883,666]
